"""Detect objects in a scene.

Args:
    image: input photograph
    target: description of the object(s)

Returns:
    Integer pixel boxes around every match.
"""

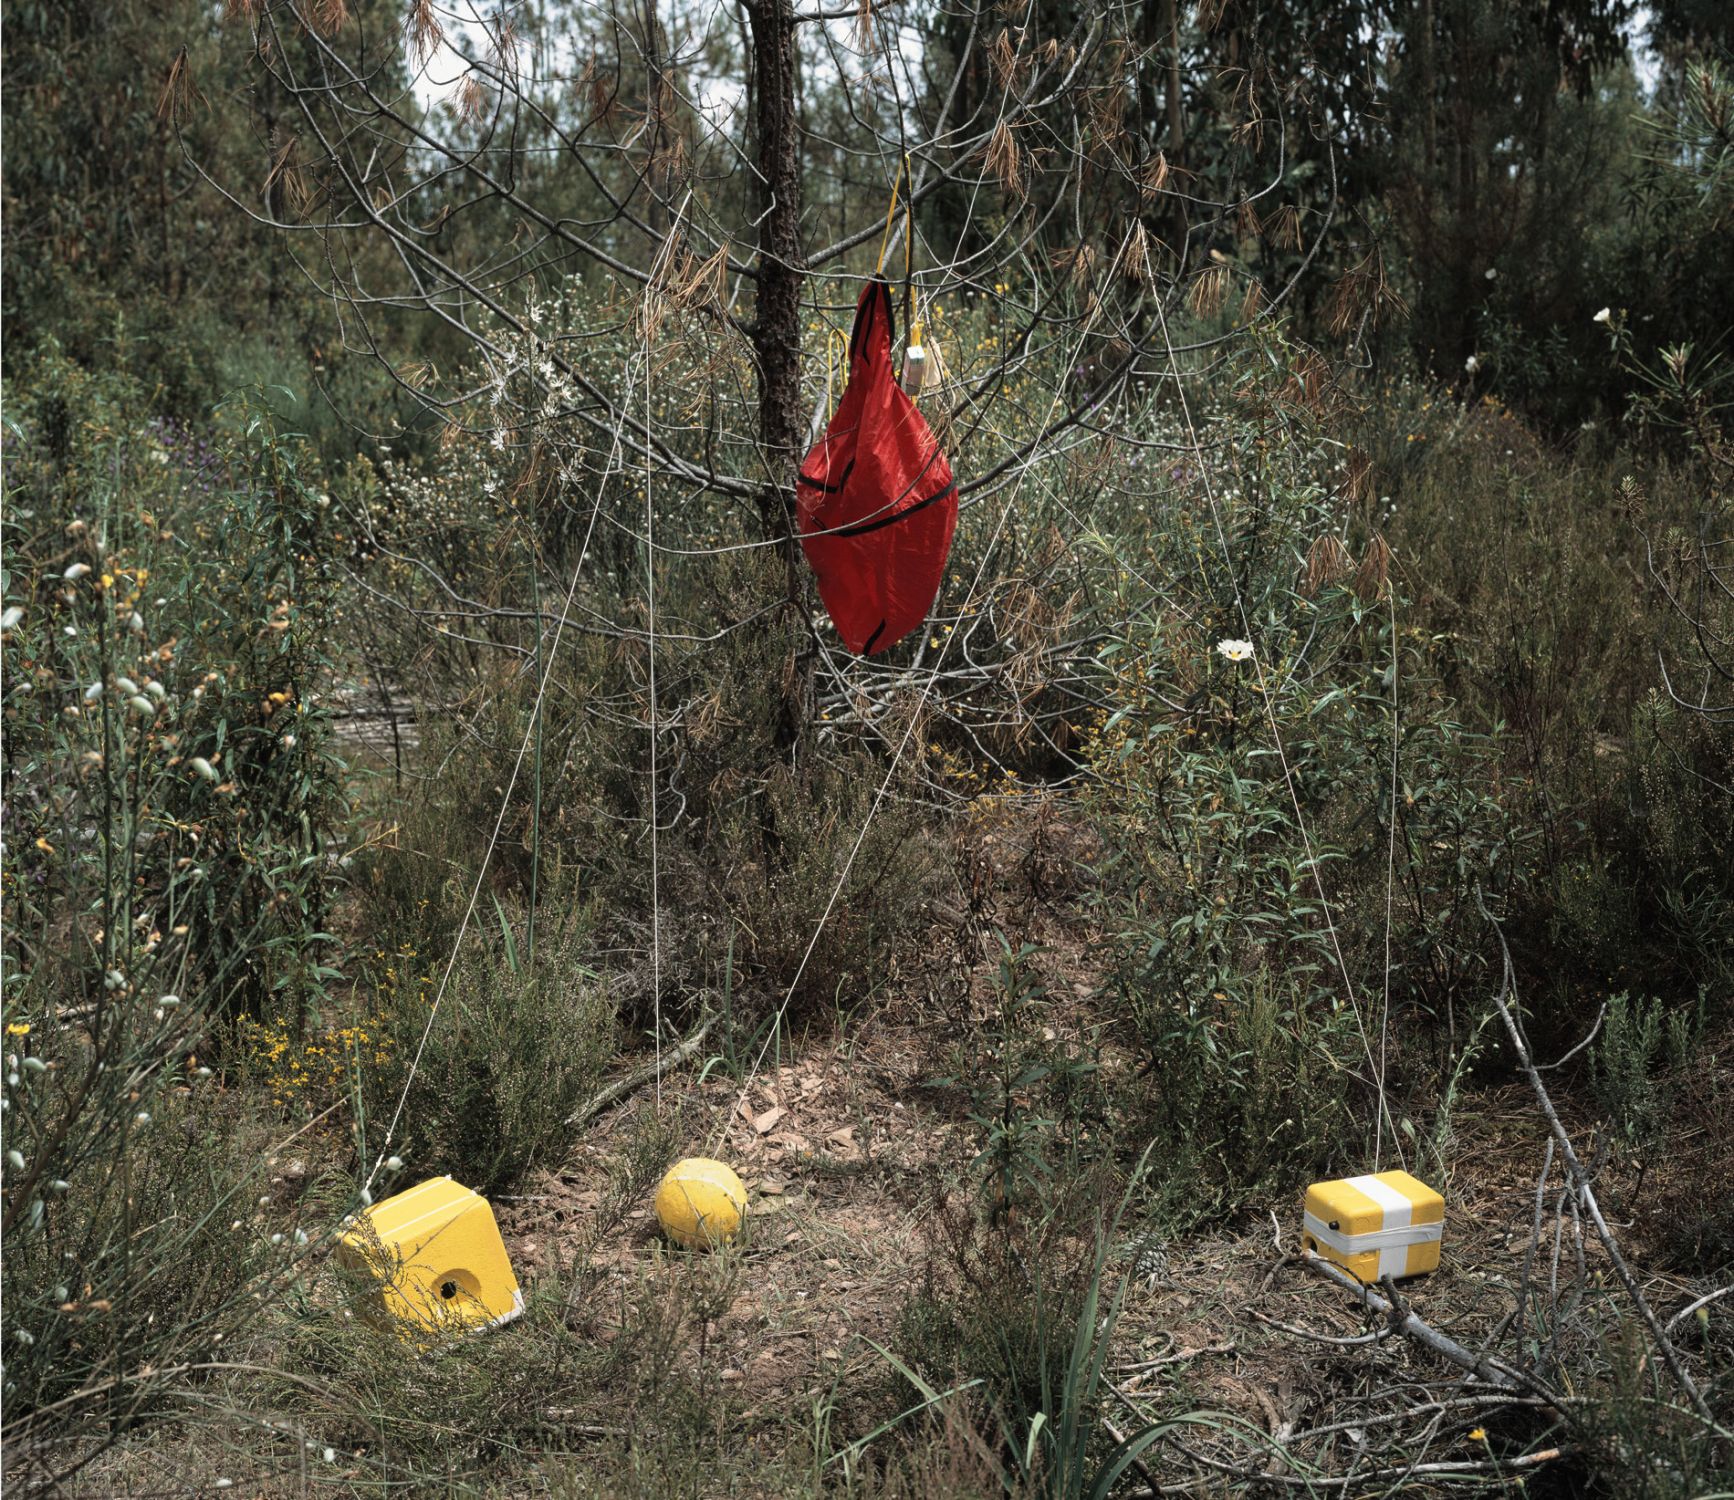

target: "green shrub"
[2,345,348,1025]
[362,908,616,1196]
[1,346,349,1444]
[1355,371,1733,1039]
[1080,341,1529,1210]
[1591,991,1700,1149]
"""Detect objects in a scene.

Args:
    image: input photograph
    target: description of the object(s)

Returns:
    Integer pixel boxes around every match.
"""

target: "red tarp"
[798,277,958,656]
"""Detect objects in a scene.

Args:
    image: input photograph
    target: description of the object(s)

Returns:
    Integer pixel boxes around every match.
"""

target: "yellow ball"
[654,1158,747,1249]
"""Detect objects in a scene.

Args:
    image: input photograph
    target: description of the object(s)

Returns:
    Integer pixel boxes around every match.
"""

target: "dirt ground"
[476,796,1727,1492]
[43,796,1729,1497]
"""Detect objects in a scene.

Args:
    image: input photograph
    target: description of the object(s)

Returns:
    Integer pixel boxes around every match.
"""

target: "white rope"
[362,363,641,1195]
[645,302,663,1106]
[1375,581,1400,1169]
[1148,293,1404,1168]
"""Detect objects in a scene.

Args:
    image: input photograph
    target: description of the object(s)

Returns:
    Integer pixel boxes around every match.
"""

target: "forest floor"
[69,792,1729,1496]
[479,799,1715,1489]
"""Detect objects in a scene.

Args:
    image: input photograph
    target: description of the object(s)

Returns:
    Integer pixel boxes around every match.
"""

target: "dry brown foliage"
[983,119,1026,197]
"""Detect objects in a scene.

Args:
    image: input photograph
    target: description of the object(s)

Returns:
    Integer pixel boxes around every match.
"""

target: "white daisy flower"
[1593,307,1612,325]
[1216,638,1254,663]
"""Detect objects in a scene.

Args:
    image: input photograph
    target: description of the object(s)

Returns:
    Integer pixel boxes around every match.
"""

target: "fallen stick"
[566,1012,720,1129]
[1114,1340,1237,1374]
[1476,888,1714,1422]
[1299,1251,1543,1396]
[1160,1437,1570,1491]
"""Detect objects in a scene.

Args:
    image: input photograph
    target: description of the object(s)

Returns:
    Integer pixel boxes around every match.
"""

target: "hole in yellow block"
[337,1177,522,1336]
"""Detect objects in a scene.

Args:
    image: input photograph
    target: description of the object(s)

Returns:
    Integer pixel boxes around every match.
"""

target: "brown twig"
[1298,1251,1545,1398]
[1475,887,1714,1421]
[565,1011,719,1129]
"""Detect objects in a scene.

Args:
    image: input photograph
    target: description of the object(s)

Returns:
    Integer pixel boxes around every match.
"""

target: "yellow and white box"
[1302,1169,1444,1281]
[337,1176,523,1334]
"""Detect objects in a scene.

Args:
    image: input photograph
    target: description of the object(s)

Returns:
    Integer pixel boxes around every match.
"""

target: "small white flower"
[1216,638,1255,664]
[0,606,22,631]
[216,1480,234,1490]
[128,612,145,635]
[385,1156,403,1172]
[83,682,104,703]
[1484,267,1498,280]
[7,1149,25,1170]
[134,1111,151,1126]
[1593,307,1612,325]
[1464,354,1480,375]
[63,625,78,637]
[63,563,91,581]
[323,1447,336,1464]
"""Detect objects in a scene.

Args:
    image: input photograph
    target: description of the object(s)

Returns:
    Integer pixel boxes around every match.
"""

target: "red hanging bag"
[798,278,958,656]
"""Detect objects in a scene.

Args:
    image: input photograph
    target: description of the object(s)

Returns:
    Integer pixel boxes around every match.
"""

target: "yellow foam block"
[337,1176,523,1333]
[1303,1169,1444,1282]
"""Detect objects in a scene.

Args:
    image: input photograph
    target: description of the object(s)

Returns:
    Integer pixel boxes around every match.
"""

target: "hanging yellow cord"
[825,327,850,421]
[874,154,925,357]
[874,153,913,276]
[907,193,923,350]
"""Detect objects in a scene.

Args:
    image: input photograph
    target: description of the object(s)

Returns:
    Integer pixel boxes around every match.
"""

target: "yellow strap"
[905,195,922,346]
[874,154,912,276]
[826,327,850,420]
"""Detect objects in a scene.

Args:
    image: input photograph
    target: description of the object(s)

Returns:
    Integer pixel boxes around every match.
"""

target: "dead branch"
[1298,1250,1544,1397]
[1476,887,1715,1422]
[565,1010,720,1129]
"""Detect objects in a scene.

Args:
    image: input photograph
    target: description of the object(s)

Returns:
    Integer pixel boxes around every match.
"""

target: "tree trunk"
[745,0,810,749]
[1163,0,1185,161]
[1419,0,1436,224]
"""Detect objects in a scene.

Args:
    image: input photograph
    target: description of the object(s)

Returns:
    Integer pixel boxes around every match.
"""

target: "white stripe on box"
[1344,1175,1414,1278]
[1303,1212,1442,1256]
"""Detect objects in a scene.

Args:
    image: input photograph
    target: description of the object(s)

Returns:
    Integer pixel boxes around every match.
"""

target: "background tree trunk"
[745,0,811,748]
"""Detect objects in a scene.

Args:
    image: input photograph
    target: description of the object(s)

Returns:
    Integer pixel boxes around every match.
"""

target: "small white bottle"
[901,318,929,398]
